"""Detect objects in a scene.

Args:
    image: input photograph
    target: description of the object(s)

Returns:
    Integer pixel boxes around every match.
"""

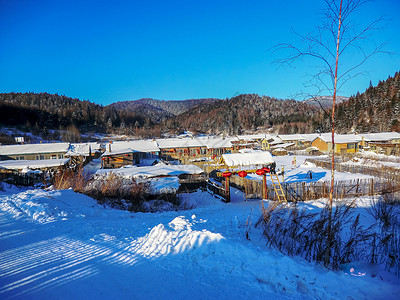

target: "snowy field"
[1,183,399,299]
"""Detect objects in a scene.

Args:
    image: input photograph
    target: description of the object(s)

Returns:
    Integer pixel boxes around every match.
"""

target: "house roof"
[0,143,70,156]
[0,158,70,171]
[156,137,232,149]
[314,134,362,144]
[222,151,274,167]
[278,134,307,141]
[66,143,101,156]
[102,140,160,156]
[361,132,400,142]
[95,163,204,179]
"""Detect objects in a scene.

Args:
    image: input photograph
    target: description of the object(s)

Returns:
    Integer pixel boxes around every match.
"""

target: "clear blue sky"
[1,0,399,105]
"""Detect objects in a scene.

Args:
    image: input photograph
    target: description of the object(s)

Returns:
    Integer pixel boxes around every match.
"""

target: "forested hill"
[108,98,220,123]
[0,92,151,134]
[161,94,321,135]
[329,71,400,133]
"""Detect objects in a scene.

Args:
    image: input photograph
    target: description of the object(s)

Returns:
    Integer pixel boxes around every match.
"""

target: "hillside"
[327,71,400,133]
[161,94,321,135]
[304,95,349,109]
[108,98,220,123]
[0,92,152,141]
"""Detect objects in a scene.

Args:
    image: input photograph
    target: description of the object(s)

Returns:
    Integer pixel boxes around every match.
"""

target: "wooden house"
[277,134,307,147]
[101,140,160,169]
[359,132,400,155]
[311,134,361,154]
[65,142,102,165]
[0,142,70,161]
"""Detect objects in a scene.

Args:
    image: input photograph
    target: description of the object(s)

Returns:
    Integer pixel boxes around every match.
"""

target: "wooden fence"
[205,179,230,202]
[192,156,400,202]
[229,176,395,202]
[307,158,400,183]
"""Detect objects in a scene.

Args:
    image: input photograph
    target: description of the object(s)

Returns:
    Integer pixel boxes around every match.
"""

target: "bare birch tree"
[272,0,387,266]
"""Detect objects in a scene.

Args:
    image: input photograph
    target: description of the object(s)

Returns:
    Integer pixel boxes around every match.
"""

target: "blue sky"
[1,0,399,105]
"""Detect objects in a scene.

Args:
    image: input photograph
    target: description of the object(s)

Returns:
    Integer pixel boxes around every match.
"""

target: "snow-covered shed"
[222,150,274,170]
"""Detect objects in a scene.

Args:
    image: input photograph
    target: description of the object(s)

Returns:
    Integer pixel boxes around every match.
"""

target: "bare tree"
[272,0,387,266]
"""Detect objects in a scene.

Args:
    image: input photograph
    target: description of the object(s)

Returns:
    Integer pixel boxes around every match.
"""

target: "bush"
[256,200,372,270]
[368,194,400,277]
[52,168,187,213]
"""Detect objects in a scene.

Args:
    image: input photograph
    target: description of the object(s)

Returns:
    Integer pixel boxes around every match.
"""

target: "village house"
[65,142,102,165]
[0,142,70,161]
[101,140,160,169]
[277,134,308,148]
[156,137,233,160]
[360,132,400,155]
[311,134,362,154]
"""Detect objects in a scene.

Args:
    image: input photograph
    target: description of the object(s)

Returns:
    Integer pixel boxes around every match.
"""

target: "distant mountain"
[0,92,151,140]
[304,96,349,109]
[108,98,220,123]
[161,94,321,135]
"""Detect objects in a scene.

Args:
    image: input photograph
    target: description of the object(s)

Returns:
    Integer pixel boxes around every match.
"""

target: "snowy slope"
[0,185,399,299]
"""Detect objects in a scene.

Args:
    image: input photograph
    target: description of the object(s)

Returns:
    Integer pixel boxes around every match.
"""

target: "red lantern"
[238,171,247,178]
[256,169,265,176]
[222,171,232,178]
[262,167,270,173]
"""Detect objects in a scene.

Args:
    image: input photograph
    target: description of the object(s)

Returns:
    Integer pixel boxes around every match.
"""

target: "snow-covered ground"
[1,184,399,299]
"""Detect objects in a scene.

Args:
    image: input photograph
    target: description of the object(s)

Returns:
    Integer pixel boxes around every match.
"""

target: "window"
[347,143,355,149]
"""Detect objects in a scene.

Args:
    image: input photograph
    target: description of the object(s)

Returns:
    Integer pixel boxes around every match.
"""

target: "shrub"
[52,169,187,213]
[256,199,372,270]
[368,194,400,277]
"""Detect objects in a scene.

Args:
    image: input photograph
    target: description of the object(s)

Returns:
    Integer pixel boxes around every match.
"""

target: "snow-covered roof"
[102,140,160,156]
[198,137,232,149]
[234,134,273,142]
[95,163,204,179]
[278,134,307,141]
[0,158,69,171]
[270,143,295,149]
[0,143,70,156]
[361,132,400,142]
[314,134,362,144]
[301,133,329,142]
[66,143,101,156]
[156,138,205,149]
[222,151,274,167]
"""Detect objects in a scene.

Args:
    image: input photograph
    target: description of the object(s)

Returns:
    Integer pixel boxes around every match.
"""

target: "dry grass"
[257,199,372,270]
[52,168,185,212]
[368,193,400,277]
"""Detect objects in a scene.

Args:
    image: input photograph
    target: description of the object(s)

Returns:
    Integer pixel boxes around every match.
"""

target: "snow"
[0,185,399,299]
[314,133,362,144]
[361,132,400,142]
[0,142,70,156]
[95,163,204,179]
[102,140,159,156]
[0,158,69,171]
[66,143,101,156]
[222,151,274,167]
